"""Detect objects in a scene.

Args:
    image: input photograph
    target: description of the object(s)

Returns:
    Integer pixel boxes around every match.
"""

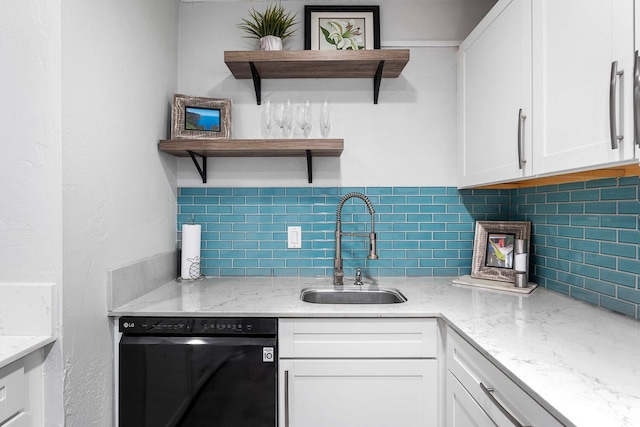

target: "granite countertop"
[109,276,640,427]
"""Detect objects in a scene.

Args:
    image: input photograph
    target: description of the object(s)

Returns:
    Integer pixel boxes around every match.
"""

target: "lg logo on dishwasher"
[263,347,274,362]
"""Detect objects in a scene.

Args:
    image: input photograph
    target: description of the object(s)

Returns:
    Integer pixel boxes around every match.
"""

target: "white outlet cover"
[288,226,302,249]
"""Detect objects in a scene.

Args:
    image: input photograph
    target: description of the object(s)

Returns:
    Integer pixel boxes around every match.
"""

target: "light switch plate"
[287,226,302,248]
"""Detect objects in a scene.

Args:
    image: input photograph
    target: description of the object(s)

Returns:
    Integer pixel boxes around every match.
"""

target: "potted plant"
[238,2,297,51]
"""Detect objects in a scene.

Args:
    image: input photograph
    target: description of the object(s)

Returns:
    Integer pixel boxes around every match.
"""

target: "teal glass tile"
[600,296,636,317]
[259,188,286,196]
[273,196,300,205]
[570,287,600,305]
[584,228,615,241]
[340,187,366,195]
[286,188,312,195]
[618,201,640,214]
[260,259,285,268]
[420,187,447,195]
[557,271,584,286]
[206,188,232,195]
[547,258,569,271]
[557,249,584,263]
[181,206,206,214]
[433,250,459,259]
[546,236,570,249]
[547,192,570,202]
[420,259,446,267]
[207,206,233,213]
[433,267,460,276]
[618,259,640,275]
[527,194,545,204]
[178,196,194,205]
[557,226,582,237]
[558,204,584,214]
[585,202,616,214]
[535,225,557,236]
[570,263,599,279]
[420,205,447,213]
[545,280,570,295]
[446,223,473,231]
[233,259,258,267]
[233,241,258,250]
[601,215,636,229]
[600,269,636,288]
[181,188,206,195]
[366,187,393,195]
[261,206,287,214]
[260,241,285,250]
[571,239,599,253]
[220,250,245,259]
[393,187,420,195]
[407,214,434,222]
[601,186,636,200]
[571,215,599,226]
[618,287,640,304]
[601,242,636,258]
[617,230,640,244]
[233,206,259,214]
[536,204,558,214]
[393,223,419,231]
[585,253,616,269]
[407,196,433,204]
[558,182,585,191]
[206,241,232,250]
[219,268,245,276]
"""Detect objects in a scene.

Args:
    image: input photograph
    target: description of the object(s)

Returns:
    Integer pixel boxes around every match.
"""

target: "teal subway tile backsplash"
[178,178,640,319]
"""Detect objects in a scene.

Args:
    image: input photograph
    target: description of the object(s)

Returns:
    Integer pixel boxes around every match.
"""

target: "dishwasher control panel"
[119,317,277,335]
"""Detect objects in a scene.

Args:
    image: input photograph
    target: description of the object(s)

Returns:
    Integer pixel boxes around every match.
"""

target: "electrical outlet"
[287,226,302,249]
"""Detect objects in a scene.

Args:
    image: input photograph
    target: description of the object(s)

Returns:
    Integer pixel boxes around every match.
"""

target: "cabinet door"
[532,0,636,174]
[279,359,438,427]
[446,372,495,427]
[458,0,533,188]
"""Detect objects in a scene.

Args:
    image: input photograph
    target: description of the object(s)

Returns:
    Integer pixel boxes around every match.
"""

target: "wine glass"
[295,101,312,138]
[260,100,272,138]
[319,100,331,138]
[272,101,292,138]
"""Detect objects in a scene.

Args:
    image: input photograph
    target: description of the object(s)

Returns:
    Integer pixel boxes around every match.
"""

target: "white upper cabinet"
[458,0,533,188]
[532,0,636,175]
[458,0,638,187]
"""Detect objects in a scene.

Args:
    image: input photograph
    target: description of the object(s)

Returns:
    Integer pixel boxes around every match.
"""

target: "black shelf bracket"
[249,62,262,105]
[306,150,313,183]
[187,150,207,183]
[373,60,385,104]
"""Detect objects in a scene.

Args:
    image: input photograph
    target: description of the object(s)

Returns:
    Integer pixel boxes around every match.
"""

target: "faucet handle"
[354,268,364,286]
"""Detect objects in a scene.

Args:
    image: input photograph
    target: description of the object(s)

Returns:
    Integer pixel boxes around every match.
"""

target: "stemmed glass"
[319,100,331,138]
[295,101,312,138]
[272,101,292,138]
[260,100,272,138]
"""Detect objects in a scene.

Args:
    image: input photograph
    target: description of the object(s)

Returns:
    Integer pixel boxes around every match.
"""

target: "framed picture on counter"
[471,221,530,283]
[304,5,380,50]
[171,94,231,140]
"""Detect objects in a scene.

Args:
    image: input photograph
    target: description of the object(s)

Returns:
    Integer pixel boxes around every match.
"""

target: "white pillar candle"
[181,223,201,280]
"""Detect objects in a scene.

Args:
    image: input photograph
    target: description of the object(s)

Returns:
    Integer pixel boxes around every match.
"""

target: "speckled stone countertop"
[109,276,640,427]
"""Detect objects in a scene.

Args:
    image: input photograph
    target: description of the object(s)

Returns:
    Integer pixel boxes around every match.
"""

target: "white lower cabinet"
[446,328,564,427]
[278,318,439,427]
[0,349,44,427]
[446,371,494,427]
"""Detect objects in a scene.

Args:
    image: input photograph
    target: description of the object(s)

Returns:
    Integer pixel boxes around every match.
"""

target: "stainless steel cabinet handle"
[480,382,531,427]
[610,60,624,149]
[517,109,527,170]
[284,370,290,427]
[634,51,640,147]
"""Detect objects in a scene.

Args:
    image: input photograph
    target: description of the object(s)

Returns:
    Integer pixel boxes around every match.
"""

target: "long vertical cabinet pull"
[479,382,531,427]
[634,51,640,147]
[610,61,624,149]
[517,109,527,170]
[284,370,290,427]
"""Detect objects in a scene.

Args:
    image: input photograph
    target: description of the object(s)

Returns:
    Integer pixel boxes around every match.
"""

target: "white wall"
[0,1,65,424]
[61,0,179,424]
[176,0,495,187]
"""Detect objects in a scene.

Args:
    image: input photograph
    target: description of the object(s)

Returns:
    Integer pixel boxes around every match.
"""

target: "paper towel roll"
[181,224,201,279]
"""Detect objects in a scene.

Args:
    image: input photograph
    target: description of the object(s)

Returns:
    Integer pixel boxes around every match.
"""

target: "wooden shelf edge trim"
[472,164,640,190]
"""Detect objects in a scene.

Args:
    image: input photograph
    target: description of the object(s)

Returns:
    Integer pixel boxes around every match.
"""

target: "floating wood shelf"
[159,139,344,183]
[224,49,410,104]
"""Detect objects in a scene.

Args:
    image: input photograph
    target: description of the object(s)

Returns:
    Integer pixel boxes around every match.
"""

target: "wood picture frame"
[171,94,231,140]
[471,221,531,283]
[304,5,380,51]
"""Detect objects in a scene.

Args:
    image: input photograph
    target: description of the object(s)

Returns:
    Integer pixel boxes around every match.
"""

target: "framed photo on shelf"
[171,94,231,140]
[304,5,380,51]
[471,221,531,283]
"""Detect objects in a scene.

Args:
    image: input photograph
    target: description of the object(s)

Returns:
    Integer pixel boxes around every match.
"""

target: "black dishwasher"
[119,317,277,427]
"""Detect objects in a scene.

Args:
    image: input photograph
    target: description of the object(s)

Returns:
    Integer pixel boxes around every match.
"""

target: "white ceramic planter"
[260,35,283,51]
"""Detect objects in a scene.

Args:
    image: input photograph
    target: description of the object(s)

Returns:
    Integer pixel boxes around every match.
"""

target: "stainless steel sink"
[300,287,407,304]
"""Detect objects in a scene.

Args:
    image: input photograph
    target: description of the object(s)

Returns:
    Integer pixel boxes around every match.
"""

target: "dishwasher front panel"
[119,335,277,427]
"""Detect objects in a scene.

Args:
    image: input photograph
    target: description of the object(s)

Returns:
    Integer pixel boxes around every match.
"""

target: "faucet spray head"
[368,232,378,260]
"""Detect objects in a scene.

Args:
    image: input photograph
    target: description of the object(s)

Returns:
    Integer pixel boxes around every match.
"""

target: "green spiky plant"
[238,2,297,41]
